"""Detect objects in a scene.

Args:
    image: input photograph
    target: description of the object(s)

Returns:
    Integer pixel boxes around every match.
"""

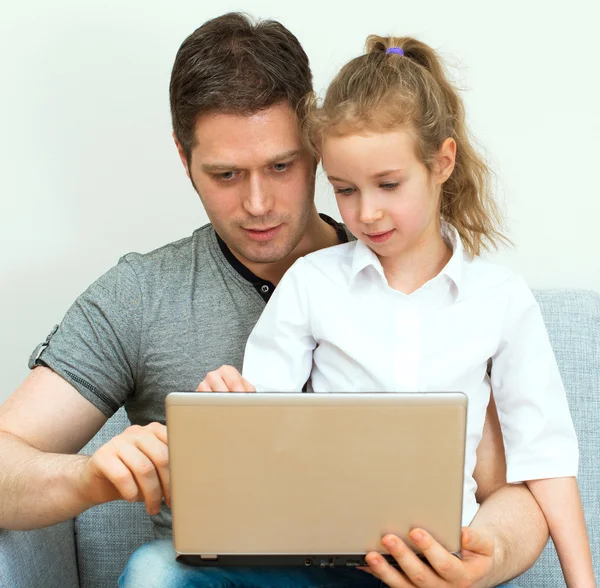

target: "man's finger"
[204,371,231,392]
[133,432,171,508]
[117,443,162,515]
[407,528,462,582]
[221,366,250,392]
[461,527,495,558]
[243,378,256,392]
[196,366,253,392]
[95,453,140,502]
[146,422,168,445]
[381,534,445,587]
[364,551,412,587]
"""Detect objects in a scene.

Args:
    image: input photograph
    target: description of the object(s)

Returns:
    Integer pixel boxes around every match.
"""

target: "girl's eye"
[381,182,400,191]
[334,187,355,196]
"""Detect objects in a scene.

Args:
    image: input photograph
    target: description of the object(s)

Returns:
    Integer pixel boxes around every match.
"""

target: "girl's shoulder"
[304,240,358,263]
[463,255,530,298]
[293,241,358,284]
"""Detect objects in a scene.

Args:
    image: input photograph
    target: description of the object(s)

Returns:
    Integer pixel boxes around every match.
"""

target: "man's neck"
[248,209,340,285]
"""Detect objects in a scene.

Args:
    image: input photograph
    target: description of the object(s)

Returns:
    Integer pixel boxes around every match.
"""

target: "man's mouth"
[243,225,282,242]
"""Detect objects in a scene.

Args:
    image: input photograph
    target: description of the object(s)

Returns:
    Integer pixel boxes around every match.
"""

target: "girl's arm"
[490,275,593,586]
[527,477,595,587]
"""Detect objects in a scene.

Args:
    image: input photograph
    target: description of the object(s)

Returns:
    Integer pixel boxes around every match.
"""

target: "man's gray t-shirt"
[29,217,350,537]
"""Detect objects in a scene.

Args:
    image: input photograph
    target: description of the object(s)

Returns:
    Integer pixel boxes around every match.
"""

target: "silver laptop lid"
[166,392,467,562]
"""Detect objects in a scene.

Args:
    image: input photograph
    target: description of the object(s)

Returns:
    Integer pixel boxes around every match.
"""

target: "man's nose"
[242,174,274,217]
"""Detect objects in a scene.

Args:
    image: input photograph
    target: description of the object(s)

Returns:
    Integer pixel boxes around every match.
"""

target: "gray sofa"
[1,289,598,587]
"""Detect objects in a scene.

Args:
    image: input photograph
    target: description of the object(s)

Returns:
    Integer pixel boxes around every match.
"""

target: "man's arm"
[0,367,169,530]
[471,484,548,587]
[472,394,549,585]
[0,367,105,529]
[473,393,508,501]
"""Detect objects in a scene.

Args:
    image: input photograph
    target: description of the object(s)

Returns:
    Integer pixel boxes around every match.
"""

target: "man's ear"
[434,137,456,185]
[173,131,191,180]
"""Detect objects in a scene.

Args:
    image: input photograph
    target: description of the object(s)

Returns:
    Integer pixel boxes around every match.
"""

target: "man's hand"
[361,527,496,588]
[196,365,256,392]
[78,422,170,516]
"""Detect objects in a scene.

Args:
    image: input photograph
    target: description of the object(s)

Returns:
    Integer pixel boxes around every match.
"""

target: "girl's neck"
[377,226,452,295]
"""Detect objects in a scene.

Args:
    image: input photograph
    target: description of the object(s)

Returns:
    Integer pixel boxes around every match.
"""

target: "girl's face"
[322,127,455,264]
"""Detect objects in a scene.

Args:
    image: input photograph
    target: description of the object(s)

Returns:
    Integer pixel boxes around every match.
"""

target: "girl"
[200,36,594,586]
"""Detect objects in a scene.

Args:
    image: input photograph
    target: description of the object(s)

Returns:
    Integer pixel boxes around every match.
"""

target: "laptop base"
[176,553,405,568]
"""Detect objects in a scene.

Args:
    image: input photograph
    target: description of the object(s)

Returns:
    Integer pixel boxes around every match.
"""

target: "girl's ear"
[433,137,456,185]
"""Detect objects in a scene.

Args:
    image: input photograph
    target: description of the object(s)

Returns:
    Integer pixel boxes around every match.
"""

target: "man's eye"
[381,182,400,191]
[218,171,236,181]
[273,162,290,172]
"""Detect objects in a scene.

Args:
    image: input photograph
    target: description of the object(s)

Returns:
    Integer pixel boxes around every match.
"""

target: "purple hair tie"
[386,47,404,55]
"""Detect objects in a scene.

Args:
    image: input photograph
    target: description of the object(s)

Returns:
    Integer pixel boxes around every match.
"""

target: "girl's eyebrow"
[372,168,403,178]
[327,168,403,182]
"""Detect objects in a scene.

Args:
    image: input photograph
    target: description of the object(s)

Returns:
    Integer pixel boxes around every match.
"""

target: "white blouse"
[242,223,579,525]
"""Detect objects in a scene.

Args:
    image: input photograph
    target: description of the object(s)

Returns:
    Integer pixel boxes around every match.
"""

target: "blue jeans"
[118,539,521,587]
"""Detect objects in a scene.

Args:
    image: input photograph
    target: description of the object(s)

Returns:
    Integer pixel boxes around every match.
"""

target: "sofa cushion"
[77,409,154,588]
[0,520,78,588]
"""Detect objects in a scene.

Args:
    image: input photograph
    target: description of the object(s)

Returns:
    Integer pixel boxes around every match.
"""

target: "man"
[0,13,547,587]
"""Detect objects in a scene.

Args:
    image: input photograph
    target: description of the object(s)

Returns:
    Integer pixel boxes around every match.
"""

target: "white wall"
[2,0,599,403]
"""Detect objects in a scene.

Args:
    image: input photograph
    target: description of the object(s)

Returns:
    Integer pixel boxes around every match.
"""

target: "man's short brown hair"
[170,12,313,163]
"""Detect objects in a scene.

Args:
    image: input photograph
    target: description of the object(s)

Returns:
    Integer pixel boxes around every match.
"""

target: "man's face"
[177,103,316,266]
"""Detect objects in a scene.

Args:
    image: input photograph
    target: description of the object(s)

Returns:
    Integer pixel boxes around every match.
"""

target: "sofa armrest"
[0,519,79,588]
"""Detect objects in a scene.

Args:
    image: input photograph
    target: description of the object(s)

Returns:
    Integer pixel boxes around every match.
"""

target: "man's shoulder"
[117,223,216,279]
[339,224,356,243]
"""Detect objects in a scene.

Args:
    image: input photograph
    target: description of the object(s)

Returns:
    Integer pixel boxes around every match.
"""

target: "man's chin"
[238,244,293,265]
[223,234,293,265]
[220,224,304,266]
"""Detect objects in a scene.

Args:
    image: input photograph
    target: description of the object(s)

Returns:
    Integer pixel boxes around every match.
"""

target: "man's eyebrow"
[202,162,238,172]
[264,149,301,166]
[201,150,301,173]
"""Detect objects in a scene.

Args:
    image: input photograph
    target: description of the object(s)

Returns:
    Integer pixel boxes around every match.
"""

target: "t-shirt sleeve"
[242,258,316,392]
[28,257,143,417]
[490,276,579,483]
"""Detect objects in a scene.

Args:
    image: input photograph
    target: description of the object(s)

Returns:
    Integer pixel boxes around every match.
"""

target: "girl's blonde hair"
[304,35,508,256]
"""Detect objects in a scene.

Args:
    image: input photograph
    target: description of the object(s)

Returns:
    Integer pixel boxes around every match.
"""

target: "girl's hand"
[196,365,256,392]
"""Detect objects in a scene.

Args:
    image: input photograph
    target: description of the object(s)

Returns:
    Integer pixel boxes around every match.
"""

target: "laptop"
[166,392,467,568]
